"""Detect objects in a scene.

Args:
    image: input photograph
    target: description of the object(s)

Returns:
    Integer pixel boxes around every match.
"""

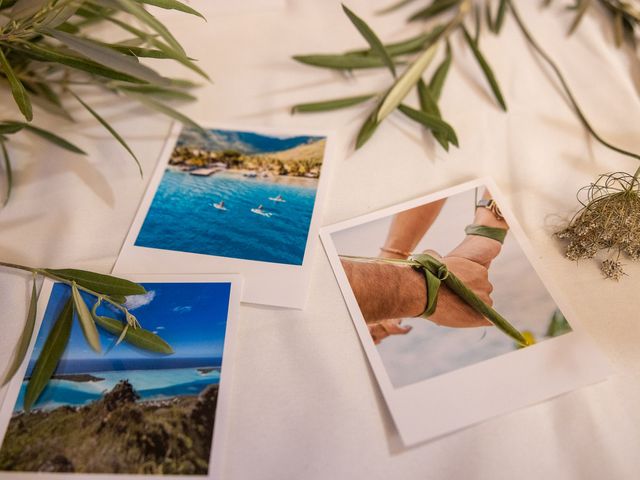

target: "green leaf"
[613,9,624,47]
[0,48,33,121]
[138,0,205,20]
[7,0,46,19]
[376,42,438,121]
[104,44,175,59]
[24,297,73,412]
[347,26,445,57]
[93,315,173,354]
[568,0,591,35]
[355,109,381,149]
[115,0,186,56]
[13,42,147,83]
[462,26,507,111]
[0,122,25,135]
[44,268,146,296]
[1,139,11,207]
[375,0,420,15]
[107,295,127,304]
[342,4,396,77]
[1,276,38,386]
[409,0,461,22]
[494,0,508,33]
[291,94,375,113]
[41,27,170,85]
[428,41,452,101]
[398,103,458,146]
[70,91,143,176]
[5,122,86,154]
[292,53,394,70]
[417,79,449,150]
[122,90,203,131]
[545,309,572,337]
[71,282,101,353]
[116,84,196,101]
[104,15,210,80]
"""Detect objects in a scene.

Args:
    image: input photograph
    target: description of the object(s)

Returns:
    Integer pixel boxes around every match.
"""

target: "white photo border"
[113,123,336,309]
[0,273,242,480]
[320,177,612,447]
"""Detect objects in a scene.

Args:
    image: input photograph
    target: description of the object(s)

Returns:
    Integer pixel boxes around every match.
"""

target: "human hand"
[368,319,412,344]
[447,235,502,268]
[426,252,493,328]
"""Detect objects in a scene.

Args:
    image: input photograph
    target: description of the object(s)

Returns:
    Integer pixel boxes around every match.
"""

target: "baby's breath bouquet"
[293,0,640,279]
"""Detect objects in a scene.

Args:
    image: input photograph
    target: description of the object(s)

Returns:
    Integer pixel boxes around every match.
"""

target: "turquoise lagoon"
[136,170,318,265]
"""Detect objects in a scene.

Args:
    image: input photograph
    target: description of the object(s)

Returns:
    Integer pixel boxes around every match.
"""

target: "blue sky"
[30,282,231,364]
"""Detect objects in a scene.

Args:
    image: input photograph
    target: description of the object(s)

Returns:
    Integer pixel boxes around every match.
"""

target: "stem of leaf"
[508,0,640,176]
[0,260,134,322]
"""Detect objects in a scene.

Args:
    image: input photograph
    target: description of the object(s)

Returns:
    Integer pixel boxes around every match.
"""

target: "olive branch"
[0,0,208,207]
[292,0,640,278]
[0,261,172,411]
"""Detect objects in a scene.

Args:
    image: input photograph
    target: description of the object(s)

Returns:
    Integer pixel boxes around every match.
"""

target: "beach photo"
[114,124,333,308]
[0,276,240,477]
[321,179,610,445]
[136,127,325,265]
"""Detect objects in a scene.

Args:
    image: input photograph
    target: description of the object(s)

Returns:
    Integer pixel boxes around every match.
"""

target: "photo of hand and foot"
[332,186,571,388]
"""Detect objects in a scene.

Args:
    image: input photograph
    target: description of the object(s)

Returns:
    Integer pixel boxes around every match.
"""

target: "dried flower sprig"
[0,261,173,411]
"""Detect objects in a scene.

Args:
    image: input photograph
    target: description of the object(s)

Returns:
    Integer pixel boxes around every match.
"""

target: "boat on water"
[243,171,258,178]
[251,205,272,217]
[213,201,227,211]
[269,194,286,203]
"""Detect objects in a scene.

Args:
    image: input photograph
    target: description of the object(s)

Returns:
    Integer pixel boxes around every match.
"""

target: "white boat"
[213,201,227,211]
[269,194,286,203]
[251,205,272,217]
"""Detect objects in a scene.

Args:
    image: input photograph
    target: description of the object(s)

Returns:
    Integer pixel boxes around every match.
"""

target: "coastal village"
[169,138,326,178]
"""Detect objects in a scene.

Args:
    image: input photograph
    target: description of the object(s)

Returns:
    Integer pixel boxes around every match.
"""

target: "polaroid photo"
[0,274,241,479]
[320,178,611,447]
[114,124,335,309]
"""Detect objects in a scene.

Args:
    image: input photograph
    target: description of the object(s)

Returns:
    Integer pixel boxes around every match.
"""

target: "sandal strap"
[464,224,507,244]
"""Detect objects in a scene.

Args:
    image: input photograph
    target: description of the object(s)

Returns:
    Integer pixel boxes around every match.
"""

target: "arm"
[341,255,492,328]
[380,199,445,259]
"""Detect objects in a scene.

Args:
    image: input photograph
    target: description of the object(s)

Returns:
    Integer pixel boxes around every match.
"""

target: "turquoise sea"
[135,170,318,265]
[14,367,220,412]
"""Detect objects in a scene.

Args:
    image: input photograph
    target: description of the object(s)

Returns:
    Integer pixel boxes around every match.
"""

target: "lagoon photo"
[135,127,327,266]
[0,279,236,476]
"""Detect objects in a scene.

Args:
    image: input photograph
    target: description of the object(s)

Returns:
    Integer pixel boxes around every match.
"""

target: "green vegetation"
[0,380,218,475]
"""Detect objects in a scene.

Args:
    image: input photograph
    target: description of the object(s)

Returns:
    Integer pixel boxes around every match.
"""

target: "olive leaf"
[71,282,101,353]
[44,268,146,296]
[428,41,452,101]
[4,122,86,154]
[292,94,375,113]
[1,139,12,207]
[92,315,173,354]
[494,0,508,33]
[408,0,461,22]
[342,4,396,77]
[1,276,37,386]
[0,49,33,121]
[568,0,591,35]
[417,79,449,150]
[347,27,444,57]
[41,27,170,85]
[23,298,73,412]
[292,53,394,70]
[462,25,507,111]
[69,90,143,176]
[398,103,458,146]
[138,0,205,20]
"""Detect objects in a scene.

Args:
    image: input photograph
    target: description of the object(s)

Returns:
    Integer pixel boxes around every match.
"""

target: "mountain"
[177,127,324,154]
[257,138,326,163]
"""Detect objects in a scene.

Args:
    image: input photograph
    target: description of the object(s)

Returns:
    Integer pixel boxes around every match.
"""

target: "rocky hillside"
[0,380,219,475]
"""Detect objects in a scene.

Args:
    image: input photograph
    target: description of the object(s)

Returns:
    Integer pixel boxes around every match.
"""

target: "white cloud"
[124,290,156,311]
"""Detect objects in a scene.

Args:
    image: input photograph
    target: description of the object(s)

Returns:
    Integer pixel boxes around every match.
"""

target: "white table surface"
[2,1,640,478]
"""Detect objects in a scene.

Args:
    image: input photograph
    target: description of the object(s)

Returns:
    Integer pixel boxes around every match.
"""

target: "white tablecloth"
[2,1,640,478]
